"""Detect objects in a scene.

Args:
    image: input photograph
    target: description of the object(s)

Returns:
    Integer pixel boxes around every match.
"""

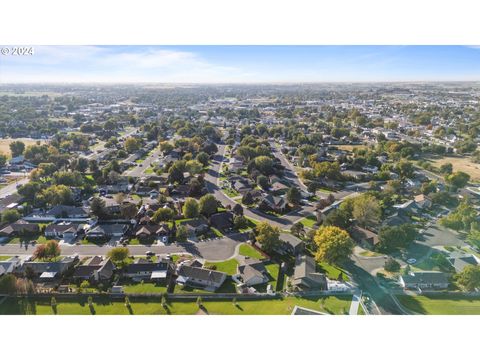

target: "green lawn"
[0,255,12,261]
[211,227,223,237]
[123,283,168,294]
[397,294,480,315]
[299,215,317,228]
[4,235,47,245]
[239,244,265,259]
[204,258,239,275]
[0,295,351,315]
[129,237,155,245]
[317,261,350,281]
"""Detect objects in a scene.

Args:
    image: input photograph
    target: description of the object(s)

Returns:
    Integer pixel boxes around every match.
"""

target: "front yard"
[203,258,239,275]
[299,215,318,228]
[238,244,265,259]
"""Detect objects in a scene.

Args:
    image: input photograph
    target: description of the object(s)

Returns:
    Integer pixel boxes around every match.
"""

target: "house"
[259,194,288,213]
[237,257,269,286]
[124,258,173,284]
[270,181,289,193]
[383,212,412,227]
[399,271,450,290]
[350,226,380,250]
[98,184,129,195]
[0,220,40,237]
[15,256,77,281]
[45,205,89,219]
[176,265,227,291]
[181,218,209,237]
[72,256,115,282]
[447,252,479,273]
[291,255,327,290]
[232,180,251,194]
[228,155,244,172]
[135,222,170,242]
[45,222,83,242]
[279,233,304,255]
[85,223,129,240]
[209,212,233,231]
[414,194,432,209]
[0,256,21,277]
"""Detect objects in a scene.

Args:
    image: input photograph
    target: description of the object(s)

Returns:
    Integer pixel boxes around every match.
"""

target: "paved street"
[0,232,248,261]
[0,177,29,198]
[123,147,163,178]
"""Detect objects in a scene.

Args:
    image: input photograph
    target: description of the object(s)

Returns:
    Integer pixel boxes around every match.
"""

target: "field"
[238,244,265,259]
[0,138,46,157]
[335,144,369,152]
[397,294,480,315]
[428,155,480,182]
[204,258,239,275]
[0,295,352,315]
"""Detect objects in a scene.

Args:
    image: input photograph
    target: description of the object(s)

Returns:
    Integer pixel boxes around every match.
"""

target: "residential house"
[279,233,304,255]
[209,212,233,231]
[291,255,327,290]
[350,226,380,250]
[45,205,89,219]
[447,252,479,273]
[15,256,77,281]
[399,271,450,290]
[124,258,173,284]
[135,222,170,242]
[414,194,432,209]
[45,222,83,242]
[0,220,40,237]
[72,256,115,282]
[259,194,288,213]
[182,218,209,237]
[0,256,21,277]
[85,223,129,240]
[236,257,269,286]
[176,265,227,291]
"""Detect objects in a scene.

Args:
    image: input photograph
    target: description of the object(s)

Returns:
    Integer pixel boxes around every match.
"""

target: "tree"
[324,208,350,229]
[37,185,73,207]
[182,198,199,219]
[199,194,218,217]
[107,247,130,265]
[175,225,188,242]
[1,209,21,224]
[34,244,47,260]
[377,224,418,252]
[255,221,280,253]
[455,265,480,291]
[314,226,353,264]
[120,203,138,219]
[159,141,174,154]
[0,274,17,295]
[242,191,254,205]
[286,187,302,206]
[446,171,470,189]
[80,280,90,291]
[152,207,174,222]
[439,163,453,175]
[233,215,248,230]
[290,222,305,238]
[253,156,274,175]
[0,154,7,168]
[196,152,210,167]
[90,197,107,218]
[352,194,381,227]
[232,203,243,216]
[186,160,203,175]
[257,175,269,190]
[168,163,184,184]
[124,137,141,153]
[384,258,401,272]
[9,140,25,157]
[45,240,61,259]
[396,160,414,179]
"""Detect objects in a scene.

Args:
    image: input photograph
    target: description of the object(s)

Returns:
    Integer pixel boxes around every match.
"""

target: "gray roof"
[177,265,226,284]
[401,271,449,286]
[292,255,327,289]
[279,233,303,249]
[46,205,88,217]
[447,253,479,272]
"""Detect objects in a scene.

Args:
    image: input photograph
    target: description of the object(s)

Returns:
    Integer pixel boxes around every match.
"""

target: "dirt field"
[429,155,480,182]
[0,138,46,157]
[336,144,369,152]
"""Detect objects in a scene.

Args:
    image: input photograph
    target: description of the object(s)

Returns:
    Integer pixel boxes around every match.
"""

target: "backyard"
[397,294,480,315]
[0,294,352,315]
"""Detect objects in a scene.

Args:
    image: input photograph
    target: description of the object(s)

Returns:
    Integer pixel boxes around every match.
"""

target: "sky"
[1,45,480,83]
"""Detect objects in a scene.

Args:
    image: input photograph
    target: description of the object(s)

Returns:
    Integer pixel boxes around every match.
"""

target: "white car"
[406,258,417,264]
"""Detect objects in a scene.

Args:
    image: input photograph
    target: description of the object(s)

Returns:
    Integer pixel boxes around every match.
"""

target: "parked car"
[145,251,155,257]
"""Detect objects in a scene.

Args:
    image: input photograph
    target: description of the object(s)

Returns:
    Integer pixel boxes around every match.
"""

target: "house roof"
[400,271,449,286]
[46,205,88,217]
[279,233,303,249]
[292,255,327,289]
[350,226,380,247]
[0,220,39,235]
[447,253,479,272]
[210,212,233,229]
[45,222,81,234]
[125,259,170,274]
[177,265,226,284]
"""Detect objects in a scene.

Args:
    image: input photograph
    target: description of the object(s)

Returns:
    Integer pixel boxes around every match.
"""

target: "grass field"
[204,258,239,275]
[299,215,317,228]
[397,294,480,315]
[317,261,350,281]
[428,155,480,182]
[336,144,368,152]
[0,138,46,157]
[0,295,352,315]
[122,283,168,294]
[0,256,12,261]
[4,235,47,245]
[238,244,265,259]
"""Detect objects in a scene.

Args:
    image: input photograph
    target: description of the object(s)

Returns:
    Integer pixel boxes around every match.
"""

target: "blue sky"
[1,45,479,83]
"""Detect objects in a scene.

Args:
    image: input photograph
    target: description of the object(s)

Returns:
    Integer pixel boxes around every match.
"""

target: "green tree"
[196,152,210,167]
[290,222,305,237]
[377,224,418,252]
[446,171,470,189]
[90,197,107,218]
[44,240,61,259]
[1,209,21,224]
[107,247,130,265]
[124,137,141,153]
[9,140,25,157]
[152,207,174,222]
[233,215,248,230]
[439,163,453,175]
[0,153,7,167]
[384,258,401,272]
[199,194,218,217]
[314,226,354,264]
[182,198,199,219]
[253,156,274,175]
[255,221,280,253]
[286,187,302,205]
[455,265,480,291]
[186,160,203,175]
[0,274,17,295]
[175,225,188,242]
[352,194,381,227]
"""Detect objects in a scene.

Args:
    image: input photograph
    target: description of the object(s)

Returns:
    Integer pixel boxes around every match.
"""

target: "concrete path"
[349,289,362,315]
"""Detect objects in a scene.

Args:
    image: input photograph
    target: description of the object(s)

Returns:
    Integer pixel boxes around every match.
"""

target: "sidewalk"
[349,289,362,315]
